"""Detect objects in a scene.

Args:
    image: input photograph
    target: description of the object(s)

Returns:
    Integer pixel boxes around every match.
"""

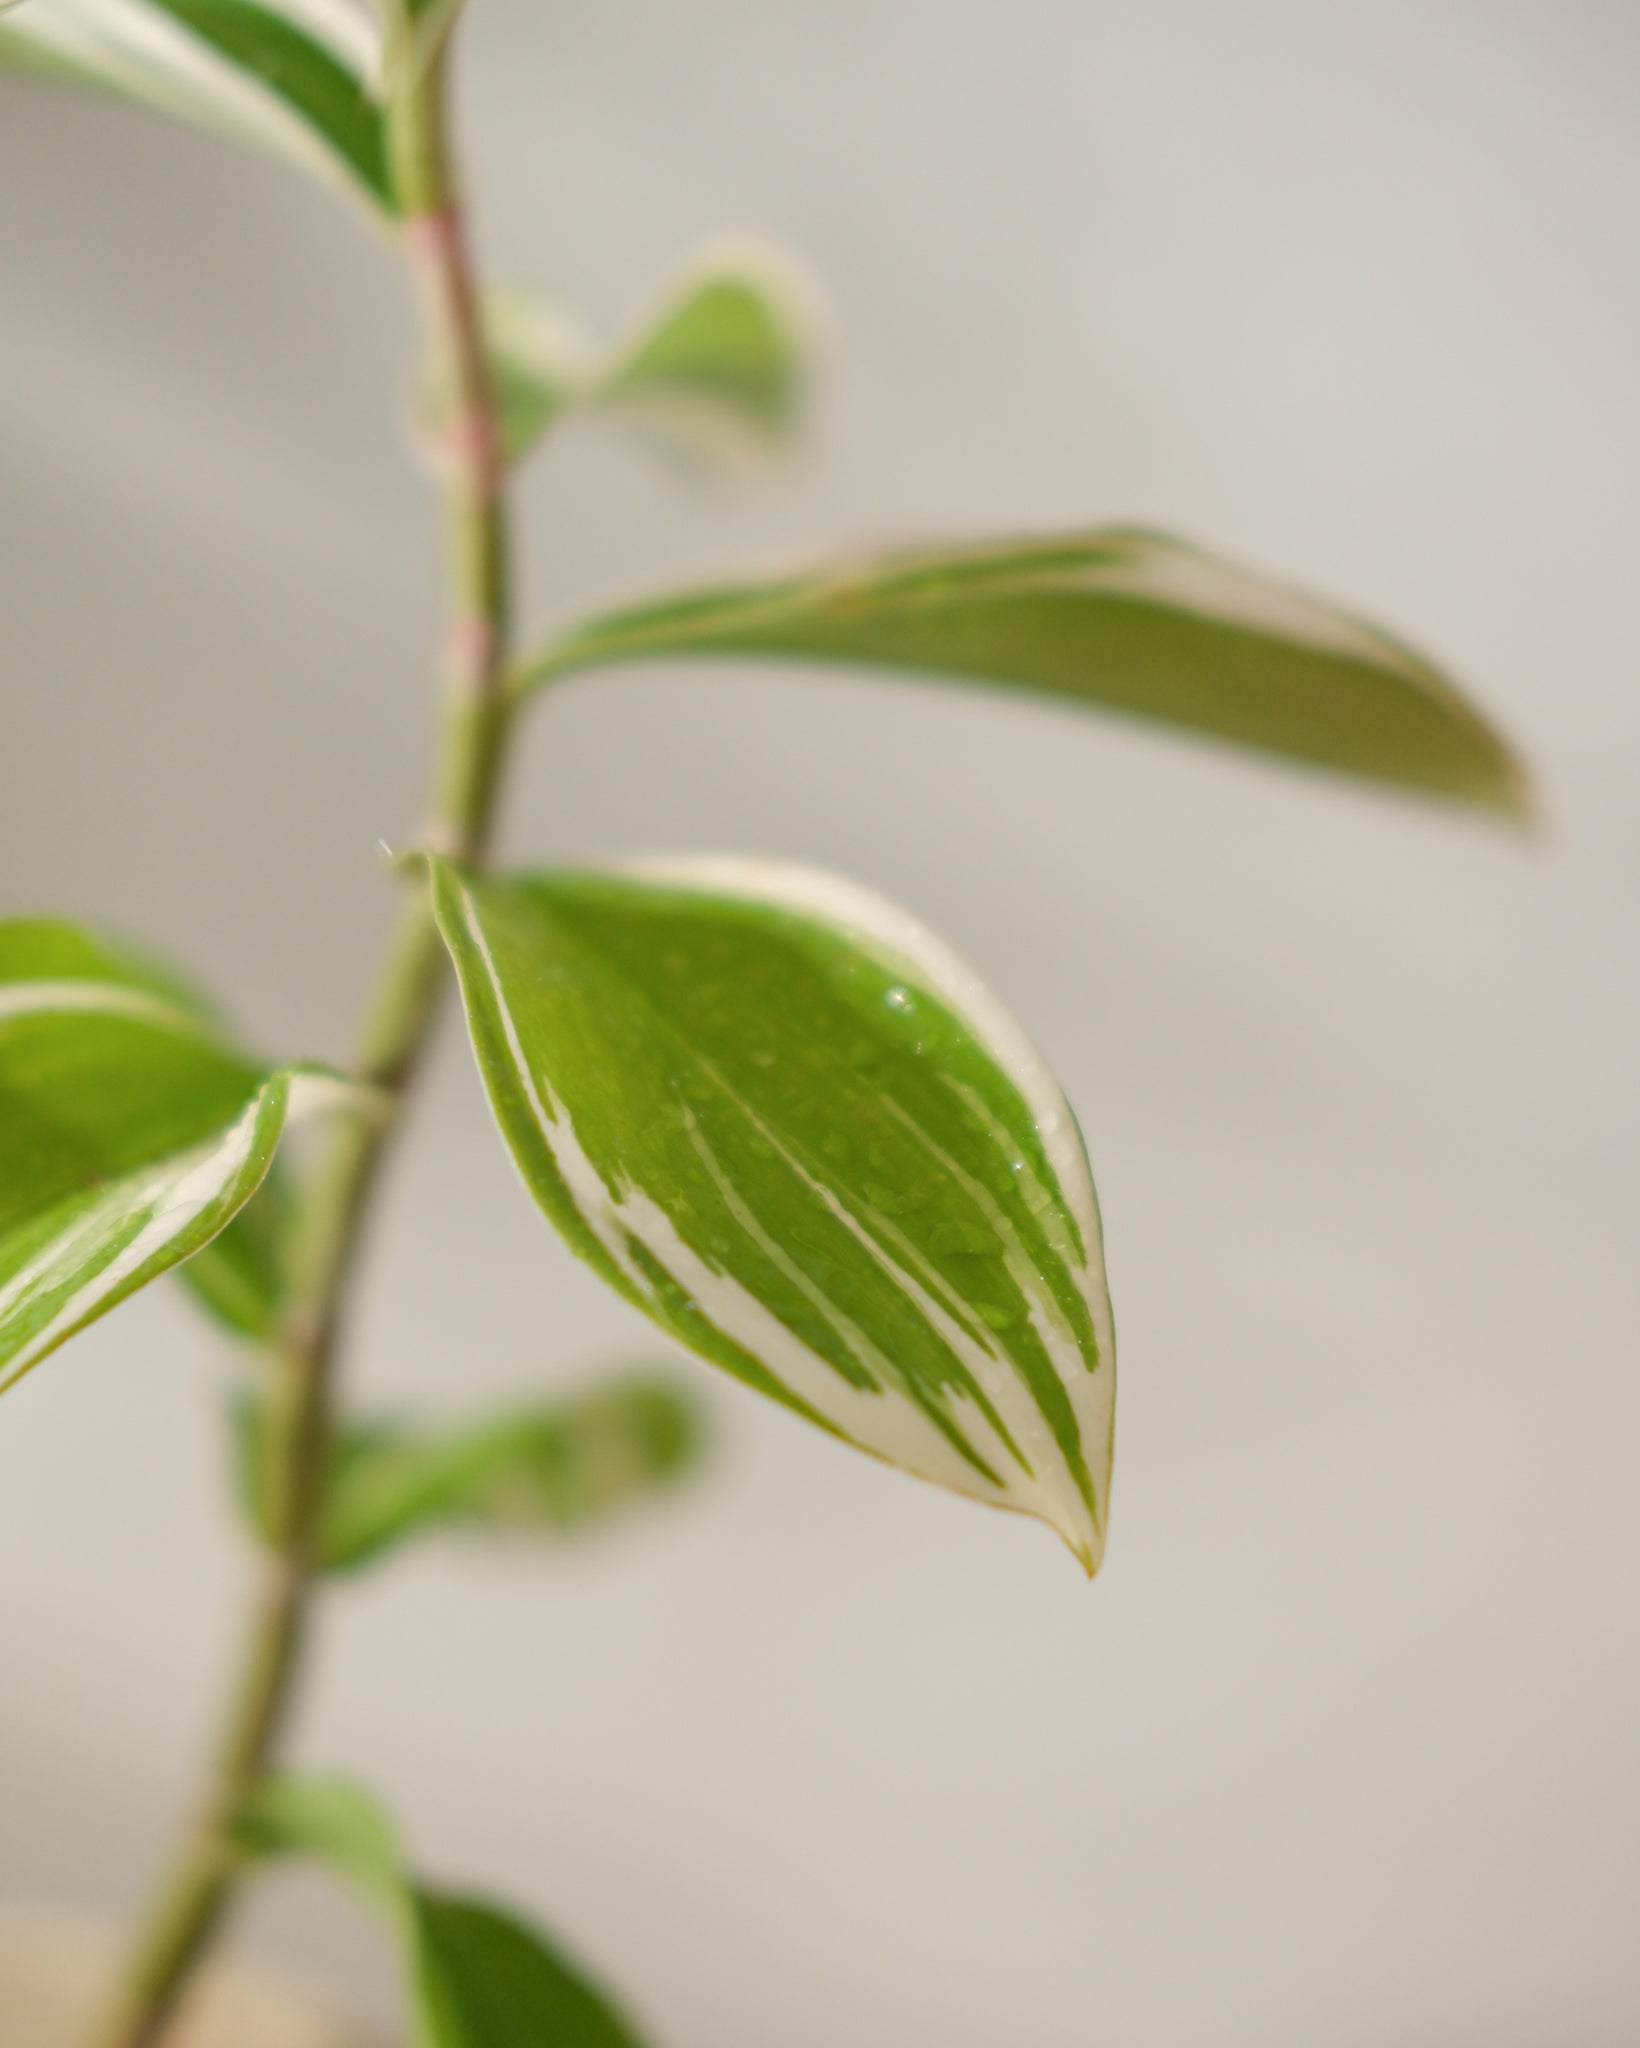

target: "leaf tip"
[1492,748,1544,835]
[1056,1512,1105,1580]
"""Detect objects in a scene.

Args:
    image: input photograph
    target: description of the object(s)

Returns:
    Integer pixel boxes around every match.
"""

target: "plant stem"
[80,37,511,2048]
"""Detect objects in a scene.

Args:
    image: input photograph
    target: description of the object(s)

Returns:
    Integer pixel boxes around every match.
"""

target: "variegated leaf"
[475,243,817,472]
[0,0,393,215]
[236,1775,650,2048]
[0,917,341,1391]
[428,855,1115,1572]
[518,527,1531,814]
[11,918,298,1344]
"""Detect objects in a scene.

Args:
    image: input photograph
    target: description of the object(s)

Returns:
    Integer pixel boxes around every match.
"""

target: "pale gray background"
[2,3,1637,2043]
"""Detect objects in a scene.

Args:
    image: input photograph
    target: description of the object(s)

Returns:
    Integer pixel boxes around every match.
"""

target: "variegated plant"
[0,4,1531,2043]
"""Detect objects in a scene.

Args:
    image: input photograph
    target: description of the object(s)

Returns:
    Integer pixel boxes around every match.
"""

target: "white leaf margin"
[434,853,1117,1571]
[624,856,1117,1567]
[0,0,388,213]
[0,976,368,1392]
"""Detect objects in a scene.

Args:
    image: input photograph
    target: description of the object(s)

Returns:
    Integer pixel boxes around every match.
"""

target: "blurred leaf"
[415,1898,647,2048]
[237,1772,405,1913]
[518,527,1531,814]
[595,241,817,476]
[0,915,224,1017]
[428,854,1115,1573]
[324,1375,705,1570]
[0,0,393,215]
[232,1373,706,1571]
[475,243,817,473]
[0,917,350,1393]
[236,1775,651,2048]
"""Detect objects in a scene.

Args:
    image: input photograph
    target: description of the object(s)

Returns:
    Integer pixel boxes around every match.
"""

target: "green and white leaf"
[233,1372,706,1571]
[0,0,393,215]
[429,855,1115,1571]
[20,919,299,1345]
[236,1775,651,2048]
[0,917,341,1392]
[519,527,1531,813]
[476,243,818,473]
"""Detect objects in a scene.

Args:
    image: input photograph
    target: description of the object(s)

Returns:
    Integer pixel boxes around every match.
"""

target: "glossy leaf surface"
[0,0,392,214]
[236,1776,649,2048]
[520,528,1530,813]
[430,855,1115,1570]
[234,1373,705,1571]
[0,919,324,1391]
[481,244,816,472]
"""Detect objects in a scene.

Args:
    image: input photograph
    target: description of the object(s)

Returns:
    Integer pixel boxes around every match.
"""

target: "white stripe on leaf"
[0,978,221,1035]
[0,1086,275,1390]
[430,854,1116,1571]
[0,0,391,213]
[0,913,374,1391]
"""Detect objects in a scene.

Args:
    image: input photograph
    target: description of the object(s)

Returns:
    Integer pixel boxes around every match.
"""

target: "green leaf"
[594,242,817,477]
[0,0,394,215]
[0,917,342,1393]
[474,244,817,472]
[236,1775,651,2048]
[232,1373,706,1571]
[428,854,1115,1572]
[518,527,1531,814]
[414,1898,646,2048]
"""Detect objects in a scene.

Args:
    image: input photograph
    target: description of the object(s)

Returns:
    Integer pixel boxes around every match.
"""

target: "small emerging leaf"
[596,241,817,477]
[0,917,343,1392]
[236,1775,651,2048]
[429,855,1115,1572]
[518,528,1531,814]
[0,0,393,215]
[233,1373,706,1571]
[476,244,817,473]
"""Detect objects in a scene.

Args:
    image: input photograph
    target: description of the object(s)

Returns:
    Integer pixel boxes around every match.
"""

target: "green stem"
[80,38,511,2048]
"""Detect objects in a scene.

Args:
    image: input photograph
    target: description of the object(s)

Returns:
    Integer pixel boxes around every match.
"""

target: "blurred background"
[2,2,1638,2042]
